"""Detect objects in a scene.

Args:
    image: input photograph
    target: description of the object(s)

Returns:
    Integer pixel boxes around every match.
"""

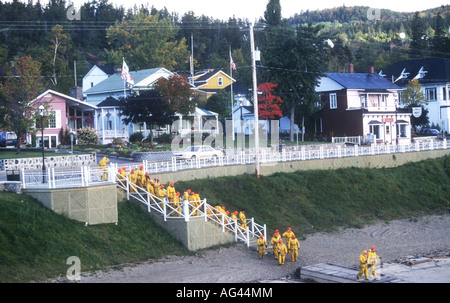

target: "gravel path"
[71,214,450,283]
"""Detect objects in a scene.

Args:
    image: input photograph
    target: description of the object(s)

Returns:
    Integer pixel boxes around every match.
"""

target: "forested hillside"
[1,1,448,95]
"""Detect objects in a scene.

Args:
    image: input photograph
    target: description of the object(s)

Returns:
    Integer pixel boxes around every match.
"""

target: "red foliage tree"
[257,82,283,120]
[155,74,197,117]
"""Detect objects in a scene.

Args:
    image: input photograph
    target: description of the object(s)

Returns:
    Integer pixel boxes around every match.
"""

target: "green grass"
[0,156,449,282]
[0,195,189,282]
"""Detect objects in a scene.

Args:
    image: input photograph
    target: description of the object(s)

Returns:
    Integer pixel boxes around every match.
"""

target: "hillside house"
[29,89,97,148]
[380,57,450,133]
[317,71,411,145]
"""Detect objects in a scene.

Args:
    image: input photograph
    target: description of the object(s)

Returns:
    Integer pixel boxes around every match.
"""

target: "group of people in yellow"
[115,166,249,227]
[357,246,381,281]
[258,227,301,265]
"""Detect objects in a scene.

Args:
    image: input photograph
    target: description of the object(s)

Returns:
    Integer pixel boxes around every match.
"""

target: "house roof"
[84,67,172,95]
[324,73,401,90]
[97,96,121,107]
[379,57,450,86]
[31,89,98,110]
[194,70,235,87]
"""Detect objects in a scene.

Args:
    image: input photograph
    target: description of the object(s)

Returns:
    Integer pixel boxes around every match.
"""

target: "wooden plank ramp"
[299,263,406,283]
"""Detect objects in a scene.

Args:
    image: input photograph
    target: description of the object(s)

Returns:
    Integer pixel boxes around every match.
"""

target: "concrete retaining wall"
[129,198,235,251]
[24,184,118,225]
[148,149,450,184]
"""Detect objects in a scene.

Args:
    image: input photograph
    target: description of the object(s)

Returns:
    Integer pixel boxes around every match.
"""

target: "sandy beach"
[66,214,450,283]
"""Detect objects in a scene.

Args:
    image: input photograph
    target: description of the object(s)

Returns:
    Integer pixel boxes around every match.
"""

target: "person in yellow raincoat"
[136,165,144,187]
[167,182,176,202]
[257,235,268,259]
[183,189,191,201]
[157,184,167,200]
[282,227,295,253]
[98,156,109,181]
[173,192,182,217]
[271,232,281,259]
[120,168,127,180]
[278,239,288,265]
[239,209,247,230]
[356,250,369,280]
[146,177,155,196]
[189,192,199,216]
[128,169,137,193]
[117,169,124,182]
[290,234,300,262]
[367,246,380,280]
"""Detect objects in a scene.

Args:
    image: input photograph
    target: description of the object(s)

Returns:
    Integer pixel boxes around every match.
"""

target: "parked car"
[421,128,444,138]
[173,145,224,160]
[0,131,18,148]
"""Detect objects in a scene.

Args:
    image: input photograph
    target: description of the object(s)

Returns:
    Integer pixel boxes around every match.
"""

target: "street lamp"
[38,105,47,183]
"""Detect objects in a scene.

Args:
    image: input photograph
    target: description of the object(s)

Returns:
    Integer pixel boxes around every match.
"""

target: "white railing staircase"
[114,172,267,248]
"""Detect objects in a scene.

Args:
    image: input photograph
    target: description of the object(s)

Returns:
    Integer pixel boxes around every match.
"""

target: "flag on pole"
[230,54,237,71]
[121,59,135,88]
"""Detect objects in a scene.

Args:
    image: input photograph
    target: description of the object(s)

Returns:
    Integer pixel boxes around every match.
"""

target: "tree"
[105,10,189,71]
[0,55,45,154]
[155,74,197,117]
[119,90,174,144]
[410,12,429,58]
[257,82,283,120]
[264,0,282,27]
[263,23,329,142]
[401,79,428,132]
[204,90,232,119]
[401,79,426,107]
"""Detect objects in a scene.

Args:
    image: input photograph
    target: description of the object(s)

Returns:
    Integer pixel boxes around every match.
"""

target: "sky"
[65,0,447,21]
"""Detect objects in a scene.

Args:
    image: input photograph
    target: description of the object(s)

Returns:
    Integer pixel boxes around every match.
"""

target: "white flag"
[121,59,134,88]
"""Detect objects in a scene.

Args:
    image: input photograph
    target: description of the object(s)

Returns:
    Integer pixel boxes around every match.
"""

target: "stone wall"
[0,153,96,171]
[0,181,22,194]
[23,184,118,225]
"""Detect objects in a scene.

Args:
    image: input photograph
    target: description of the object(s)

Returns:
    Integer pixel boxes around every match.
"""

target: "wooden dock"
[299,263,406,283]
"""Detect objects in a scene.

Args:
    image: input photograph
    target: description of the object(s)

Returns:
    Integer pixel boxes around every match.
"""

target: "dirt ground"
[56,214,450,283]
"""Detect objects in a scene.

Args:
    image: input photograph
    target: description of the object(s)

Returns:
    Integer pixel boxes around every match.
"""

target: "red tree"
[257,82,283,120]
[155,74,197,117]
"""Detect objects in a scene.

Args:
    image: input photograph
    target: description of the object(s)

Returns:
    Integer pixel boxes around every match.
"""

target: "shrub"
[129,132,144,143]
[77,127,99,145]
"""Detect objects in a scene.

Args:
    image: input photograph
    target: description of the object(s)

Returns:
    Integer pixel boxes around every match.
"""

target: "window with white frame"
[330,93,337,109]
[217,77,223,86]
[425,87,437,101]
[443,86,447,101]
[47,111,56,128]
[360,94,367,107]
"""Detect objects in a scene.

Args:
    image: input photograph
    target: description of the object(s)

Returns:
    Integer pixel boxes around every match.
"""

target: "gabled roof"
[97,96,121,107]
[380,57,450,86]
[32,89,98,110]
[194,70,235,87]
[84,67,172,95]
[324,73,401,90]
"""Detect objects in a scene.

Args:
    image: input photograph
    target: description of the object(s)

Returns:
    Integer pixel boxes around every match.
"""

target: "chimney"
[348,63,354,73]
[369,66,374,74]
[70,86,83,101]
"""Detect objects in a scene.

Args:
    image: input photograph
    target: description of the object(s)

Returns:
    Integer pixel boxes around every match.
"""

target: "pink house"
[30,89,97,148]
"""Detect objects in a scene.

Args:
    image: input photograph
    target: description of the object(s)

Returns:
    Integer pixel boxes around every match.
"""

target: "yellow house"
[193,70,236,102]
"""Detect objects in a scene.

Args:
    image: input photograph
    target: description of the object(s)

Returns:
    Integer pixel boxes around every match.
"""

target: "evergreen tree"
[410,12,429,58]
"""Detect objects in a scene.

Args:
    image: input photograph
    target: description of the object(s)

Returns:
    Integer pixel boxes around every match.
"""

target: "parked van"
[0,131,18,148]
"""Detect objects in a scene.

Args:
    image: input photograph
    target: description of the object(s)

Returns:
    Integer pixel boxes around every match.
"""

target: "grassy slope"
[0,156,449,282]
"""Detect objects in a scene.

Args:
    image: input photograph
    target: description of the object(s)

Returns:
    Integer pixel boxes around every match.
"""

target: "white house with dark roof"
[380,58,450,133]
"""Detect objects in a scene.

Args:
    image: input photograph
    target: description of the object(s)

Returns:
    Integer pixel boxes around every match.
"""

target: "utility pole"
[250,23,260,179]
